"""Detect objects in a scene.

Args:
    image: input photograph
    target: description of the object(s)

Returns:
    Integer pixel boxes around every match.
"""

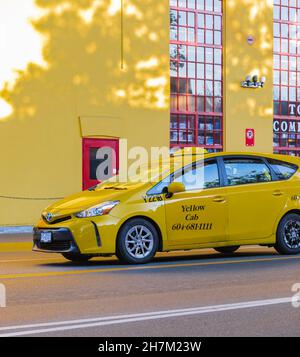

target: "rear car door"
[222,156,288,242]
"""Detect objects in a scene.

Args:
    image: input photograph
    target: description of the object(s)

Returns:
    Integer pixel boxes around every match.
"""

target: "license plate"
[40,232,52,243]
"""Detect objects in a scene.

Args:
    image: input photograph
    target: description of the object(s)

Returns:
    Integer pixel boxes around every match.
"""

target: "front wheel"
[62,253,93,262]
[116,218,159,264]
[275,213,300,255]
[214,246,240,254]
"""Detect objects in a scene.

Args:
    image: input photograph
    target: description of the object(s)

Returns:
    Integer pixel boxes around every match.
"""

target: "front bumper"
[33,214,120,255]
[33,227,80,254]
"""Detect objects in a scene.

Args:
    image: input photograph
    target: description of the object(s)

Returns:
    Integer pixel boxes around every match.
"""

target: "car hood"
[44,182,148,216]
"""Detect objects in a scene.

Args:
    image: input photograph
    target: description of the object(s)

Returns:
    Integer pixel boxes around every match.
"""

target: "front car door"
[163,159,228,246]
[222,156,288,242]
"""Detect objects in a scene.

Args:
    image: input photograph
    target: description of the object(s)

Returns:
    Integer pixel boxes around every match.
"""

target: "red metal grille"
[274,0,300,156]
[170,0,223,151]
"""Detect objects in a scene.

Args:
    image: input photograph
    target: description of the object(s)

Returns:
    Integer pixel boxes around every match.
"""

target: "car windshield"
[93,161,182,189]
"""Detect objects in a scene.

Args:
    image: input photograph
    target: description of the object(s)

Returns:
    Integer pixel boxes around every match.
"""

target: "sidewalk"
[0,227,33,253]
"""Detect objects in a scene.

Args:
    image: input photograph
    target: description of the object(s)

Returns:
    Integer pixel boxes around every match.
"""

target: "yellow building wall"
[0,0,170,226]
[224,0,274,152]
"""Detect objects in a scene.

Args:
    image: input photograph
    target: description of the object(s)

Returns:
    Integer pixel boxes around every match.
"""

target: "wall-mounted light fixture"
[241,75,266,88]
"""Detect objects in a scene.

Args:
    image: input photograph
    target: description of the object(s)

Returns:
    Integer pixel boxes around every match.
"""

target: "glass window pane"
[197,47,205,62]
[197,80,205,95]
[198,13,204,28]
[214,31,222,45]
[214,48,222,64]
[198,29,205,43]
[268,159,298,180]
[187,0,196,9]
[206,15,213,29]
[188,62,196,77]
[179,11,186,26]
[188,28,195,42]
[179,62,187,77]
[188,12,195,27]
[281,86,288,100]
[224,159,272,186]
[214,65,222,80]
[214,0,222,12]
[174,161,220,190]
[214,16,222,30]
[187,46,196,61]
[205,30,214,44]
[205,47,213,63]
[206,0,213,12]
[179,27,187,41]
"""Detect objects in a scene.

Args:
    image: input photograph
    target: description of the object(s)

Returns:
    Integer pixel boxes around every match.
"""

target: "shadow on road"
[38,248,280,269]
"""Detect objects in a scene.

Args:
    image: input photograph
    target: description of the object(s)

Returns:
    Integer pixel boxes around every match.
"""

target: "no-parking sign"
[246,128,255,147]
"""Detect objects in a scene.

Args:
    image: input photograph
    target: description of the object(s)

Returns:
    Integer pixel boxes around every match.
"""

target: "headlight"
[75,201,120,218]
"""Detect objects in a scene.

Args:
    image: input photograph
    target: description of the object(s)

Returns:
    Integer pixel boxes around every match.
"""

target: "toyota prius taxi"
[33,151,300,264]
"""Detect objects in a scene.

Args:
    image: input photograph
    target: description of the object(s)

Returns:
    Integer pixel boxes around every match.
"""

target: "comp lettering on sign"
[273,120,300,133]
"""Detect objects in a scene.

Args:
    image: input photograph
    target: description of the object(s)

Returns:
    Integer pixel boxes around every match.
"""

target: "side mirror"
[166,182,185,197]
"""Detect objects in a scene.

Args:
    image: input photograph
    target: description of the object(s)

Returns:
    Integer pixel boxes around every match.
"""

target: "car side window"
[173,161,220,191]
[148,160,220,195]
[224,158,272,186]
[267,159,298,181]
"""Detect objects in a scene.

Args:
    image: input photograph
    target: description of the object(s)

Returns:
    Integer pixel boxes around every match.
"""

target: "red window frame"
[170,0,223,152]
[273,0,300,155]
[82,138,119,190]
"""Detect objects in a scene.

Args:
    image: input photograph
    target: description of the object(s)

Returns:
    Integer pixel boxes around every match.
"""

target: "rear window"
[267,159,298,181]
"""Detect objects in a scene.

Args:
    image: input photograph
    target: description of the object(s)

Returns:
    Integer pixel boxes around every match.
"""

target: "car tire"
[214,246,240,254]
[116,218,159,265]
[275,213,300,255]
[62,253,93,262]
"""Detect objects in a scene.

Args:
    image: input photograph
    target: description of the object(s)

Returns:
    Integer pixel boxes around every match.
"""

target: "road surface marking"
[0,255,299,280]
[0,246,270,264]
[0,242,32,253]
[0,297,294,337]
[0,246,268,263]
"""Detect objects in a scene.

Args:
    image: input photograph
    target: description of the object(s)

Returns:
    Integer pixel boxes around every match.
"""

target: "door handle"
[213,196,226,203]
[273,190,283,197]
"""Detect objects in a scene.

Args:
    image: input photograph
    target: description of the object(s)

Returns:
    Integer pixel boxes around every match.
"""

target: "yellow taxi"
[33,151,300,264]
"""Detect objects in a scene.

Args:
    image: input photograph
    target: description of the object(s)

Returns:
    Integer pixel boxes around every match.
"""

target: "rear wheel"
[275,213,300,255]
[116,218,159,264]
[214,246,240,254]
[62,253,93,262]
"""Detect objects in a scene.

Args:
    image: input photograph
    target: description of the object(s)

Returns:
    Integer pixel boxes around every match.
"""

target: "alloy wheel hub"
[284,220,300,249]
[125,225,154,259]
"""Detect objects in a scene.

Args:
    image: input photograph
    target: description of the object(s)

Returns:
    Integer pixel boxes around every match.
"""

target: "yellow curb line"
[0,242,32,253]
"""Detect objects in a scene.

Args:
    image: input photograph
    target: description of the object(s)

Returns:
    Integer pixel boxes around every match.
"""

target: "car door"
[222,156,287,241]
[164,159,228,246]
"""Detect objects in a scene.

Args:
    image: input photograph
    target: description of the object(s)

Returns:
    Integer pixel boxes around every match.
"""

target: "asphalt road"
[0,238,300,337]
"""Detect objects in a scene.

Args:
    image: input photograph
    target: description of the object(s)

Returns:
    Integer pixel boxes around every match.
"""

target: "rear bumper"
[33,227,80,254]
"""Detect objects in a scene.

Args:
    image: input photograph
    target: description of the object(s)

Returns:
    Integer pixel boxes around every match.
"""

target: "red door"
[83,138,119,190]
